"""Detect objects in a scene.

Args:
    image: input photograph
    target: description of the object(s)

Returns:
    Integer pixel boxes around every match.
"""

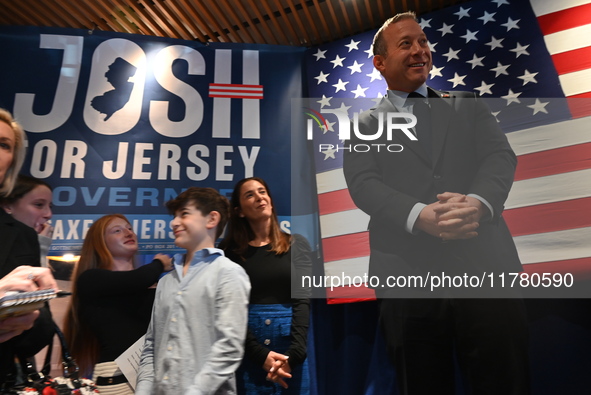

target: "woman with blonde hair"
[64,214,171,395]
[0,109,26,198]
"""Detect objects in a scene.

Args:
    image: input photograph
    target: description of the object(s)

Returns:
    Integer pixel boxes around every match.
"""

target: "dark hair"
[372,11,418,57]
[220,177,290,258]
[165,187,230,240]
[0,174,52,206]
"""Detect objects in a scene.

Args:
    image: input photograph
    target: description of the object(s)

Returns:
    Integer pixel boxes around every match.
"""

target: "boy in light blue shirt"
[136,187,250,395]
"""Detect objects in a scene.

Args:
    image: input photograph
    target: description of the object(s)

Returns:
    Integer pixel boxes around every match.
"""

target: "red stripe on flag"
[326,284,376,304]
[566,97,591,118]
[318,188,357,215]
[504,197,591,237]
[536,3,591,35]
[322,232,369,262]
[523,257,591,280]
[568,92,591,99]
[514,142,591,181]
[551,47,591,75]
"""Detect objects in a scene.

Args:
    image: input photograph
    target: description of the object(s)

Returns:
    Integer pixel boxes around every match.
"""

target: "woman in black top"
[221,177,311,394]
[64,214,171,395]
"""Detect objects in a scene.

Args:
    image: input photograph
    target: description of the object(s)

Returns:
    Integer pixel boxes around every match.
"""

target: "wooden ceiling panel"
[0,0,470,47]
[217,0,257,43]
[285,0,312,45]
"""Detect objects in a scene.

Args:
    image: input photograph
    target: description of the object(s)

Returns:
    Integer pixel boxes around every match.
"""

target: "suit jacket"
[343,87,521,295]
[0,209,53,387]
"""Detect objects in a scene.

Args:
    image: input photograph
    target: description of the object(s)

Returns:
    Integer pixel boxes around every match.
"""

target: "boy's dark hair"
[165,187,230,239]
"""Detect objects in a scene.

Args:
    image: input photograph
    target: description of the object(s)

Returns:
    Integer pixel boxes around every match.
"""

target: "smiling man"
[343,11,529,395]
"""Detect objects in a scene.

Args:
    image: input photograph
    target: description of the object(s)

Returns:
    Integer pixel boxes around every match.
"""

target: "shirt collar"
[386,84,428,108]
[195,247,224,258]
[173,248,224,270]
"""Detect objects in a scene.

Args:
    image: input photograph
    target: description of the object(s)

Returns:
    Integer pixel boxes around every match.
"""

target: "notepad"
[0,289,60,320]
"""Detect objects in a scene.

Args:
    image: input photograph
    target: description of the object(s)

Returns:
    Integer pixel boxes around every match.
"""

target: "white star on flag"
[492,0,509,7]
[347,61,364,74]
[502,17,521,31]
[467,54,485,69]
[332,79,348,92]
[330,55,346,68]
[321,119,336,133]
[448,72,467,87]
[367,68,382,82]
[438,23,454,36]
[486,36,504,50]
[336,101,352,115]
[419,18,432,29]
[430,65,444,78]
[527,98,549,115]
[443,47,461,61]
[510,43,530,58]
[351,85,369,98]
[345,39,360,52]
[455,7,471,19]
[501,88,521,104]
[518,70,538,85]
[321,147,337,160]
[491,62,510,77]
[478,11,496,24]
[475,81,494,95]
[461,30,479,43]
[315,71,329,84]
[317,95,332,108]
[313,48,326,61]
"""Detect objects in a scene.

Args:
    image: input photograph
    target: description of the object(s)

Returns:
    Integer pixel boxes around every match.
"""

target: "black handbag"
[5,321,98,394]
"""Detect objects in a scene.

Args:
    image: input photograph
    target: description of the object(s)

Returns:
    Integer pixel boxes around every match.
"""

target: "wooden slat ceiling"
[0,0,470,47]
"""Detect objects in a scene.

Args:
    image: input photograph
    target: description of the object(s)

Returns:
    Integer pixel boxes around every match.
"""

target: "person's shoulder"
[75,268,104,288]
[212,256,250,292]
[216,254,245,270]
[0,211,36,239]
[291,233,311,250]
[77,267,107,280]
[215,255,249,276]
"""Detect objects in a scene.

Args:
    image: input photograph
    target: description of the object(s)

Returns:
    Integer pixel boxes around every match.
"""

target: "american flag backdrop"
[305,0,591,302]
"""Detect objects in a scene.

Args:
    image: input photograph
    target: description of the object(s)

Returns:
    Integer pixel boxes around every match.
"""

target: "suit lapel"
[428,87,453,167]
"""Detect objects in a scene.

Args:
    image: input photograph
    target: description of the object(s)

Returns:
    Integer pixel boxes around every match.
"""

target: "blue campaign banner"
[0,26,306,255]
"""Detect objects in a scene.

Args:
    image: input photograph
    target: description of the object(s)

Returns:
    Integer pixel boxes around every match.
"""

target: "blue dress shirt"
[136,248,250,395]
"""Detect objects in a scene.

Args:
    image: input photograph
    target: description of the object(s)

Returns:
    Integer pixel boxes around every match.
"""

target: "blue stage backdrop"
[0,26,306,255]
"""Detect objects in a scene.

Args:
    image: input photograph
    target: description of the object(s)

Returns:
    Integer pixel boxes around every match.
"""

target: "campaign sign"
[0,26,306,255]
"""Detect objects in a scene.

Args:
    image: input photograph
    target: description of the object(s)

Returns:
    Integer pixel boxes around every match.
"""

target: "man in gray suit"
[343,12,529,395]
